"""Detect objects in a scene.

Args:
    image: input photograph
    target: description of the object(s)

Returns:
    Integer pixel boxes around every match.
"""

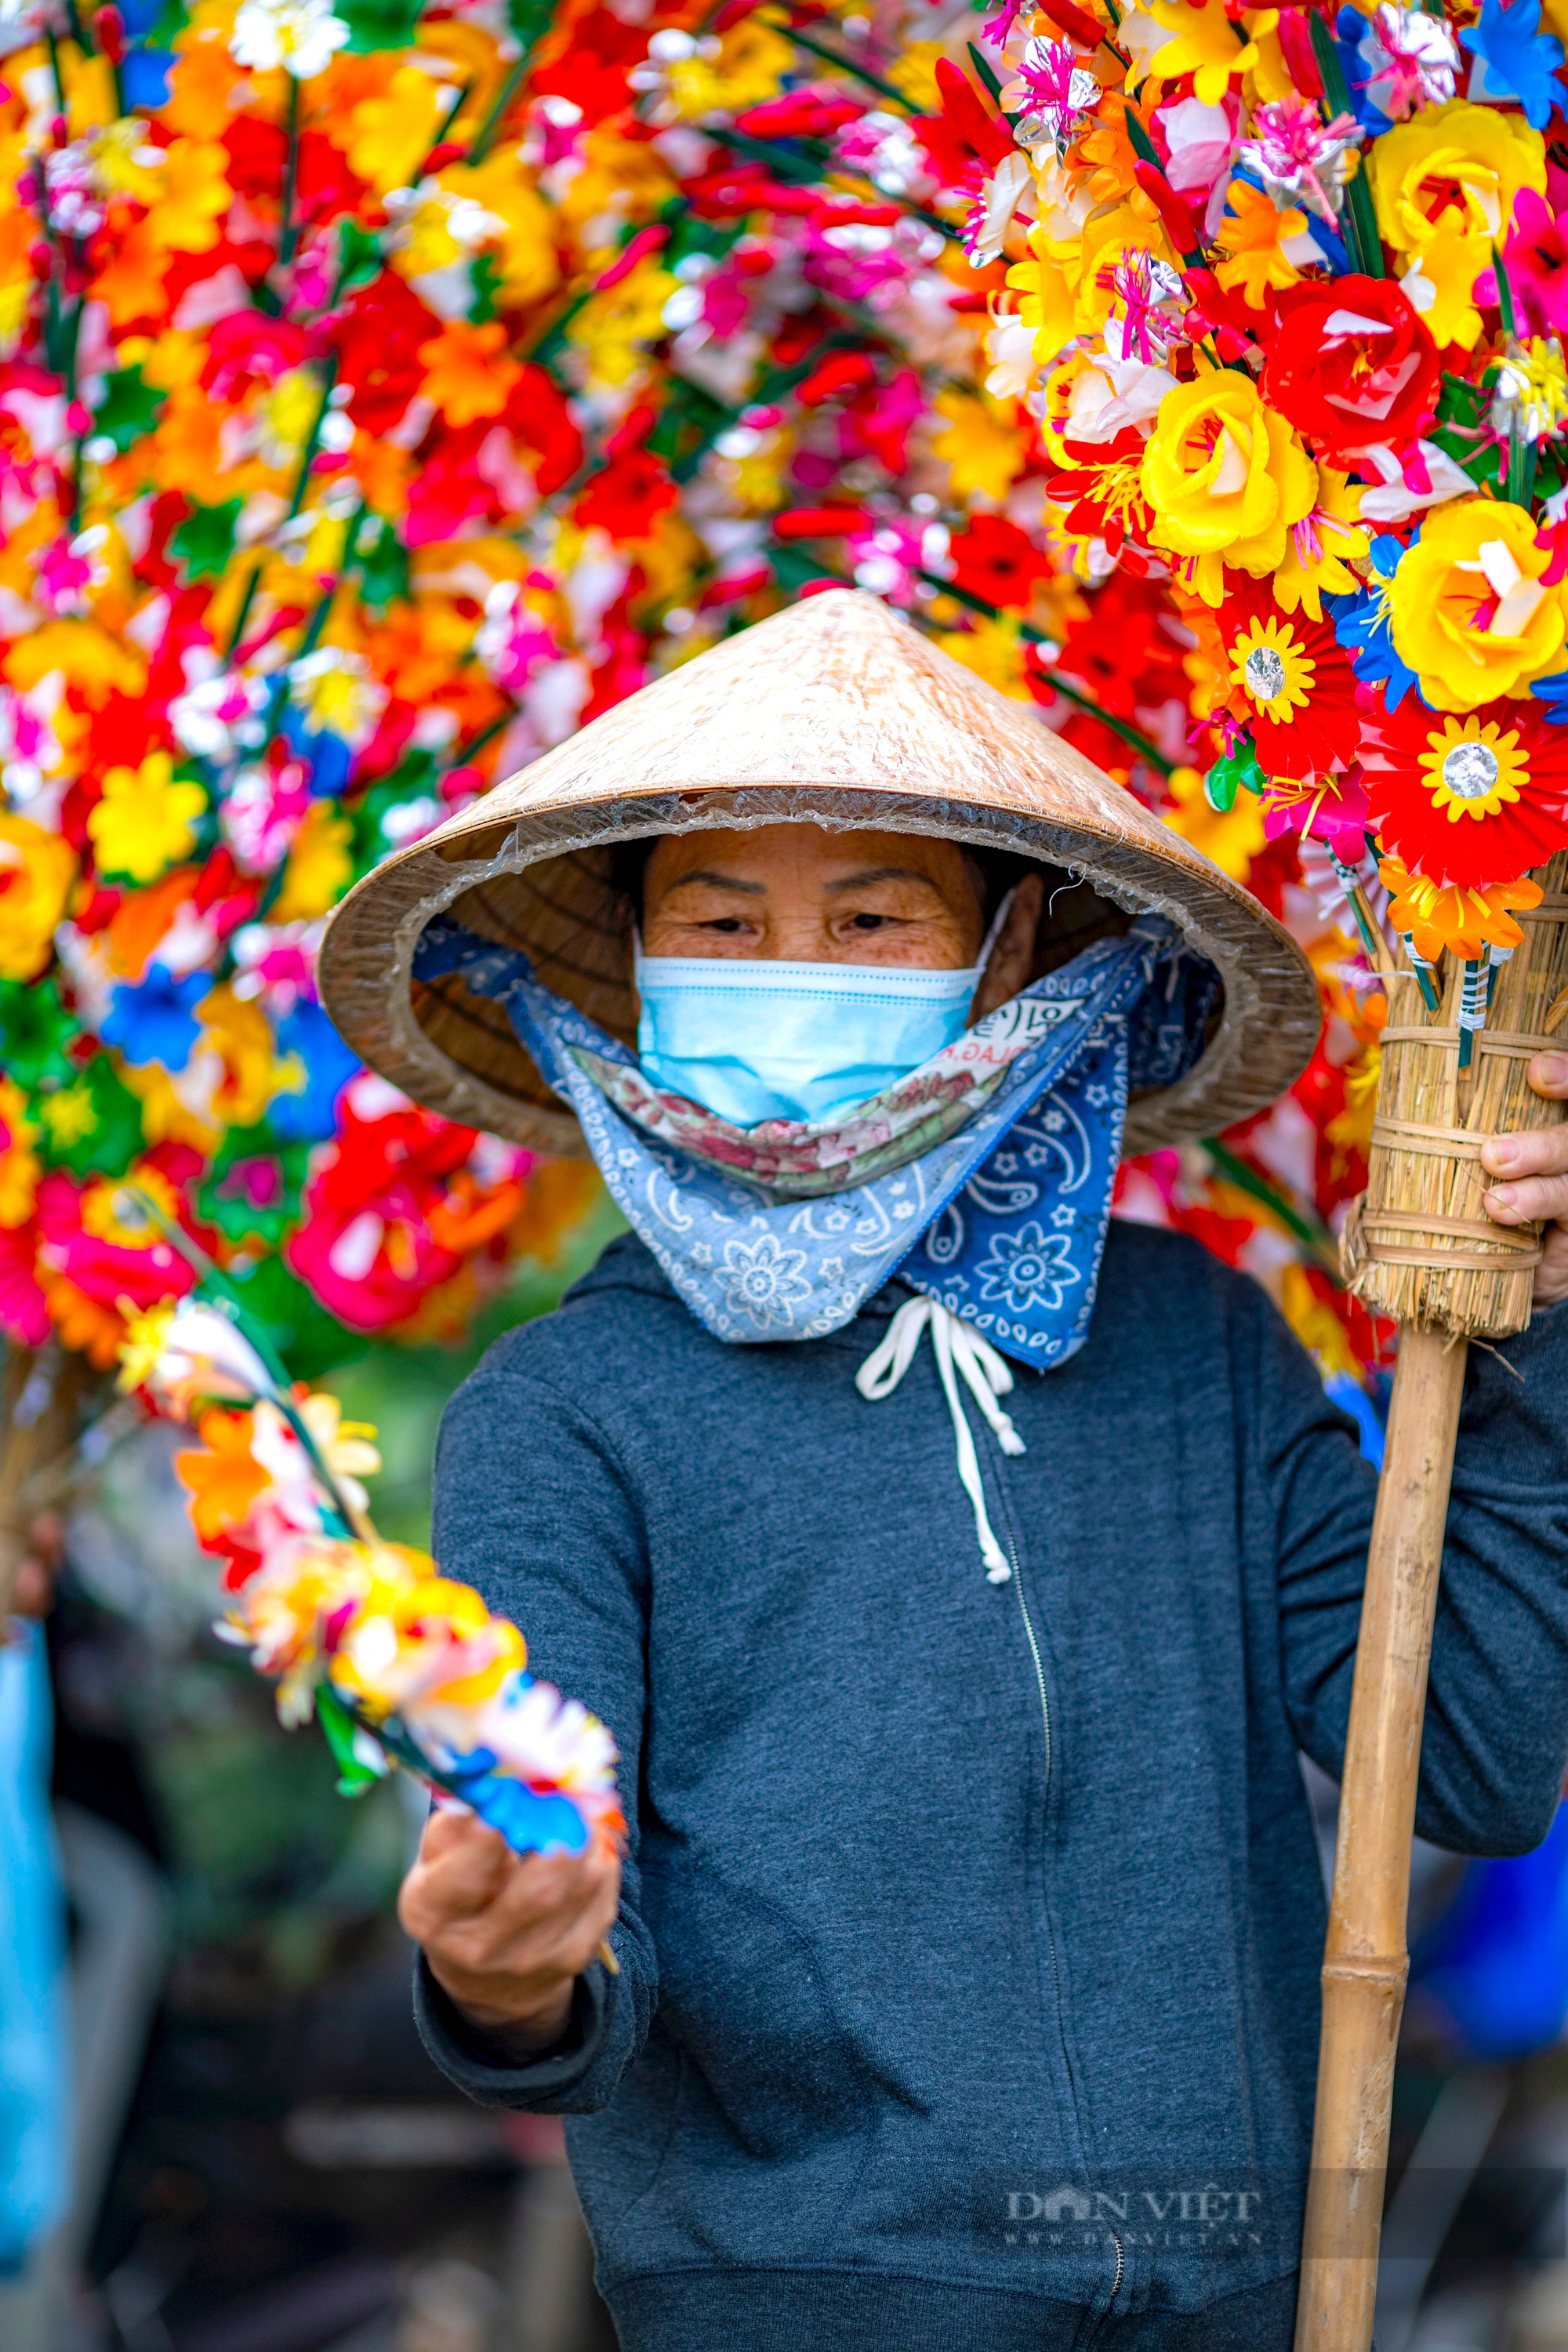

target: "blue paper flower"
[1338,3,1395,134]
[1532,670,1568,724]
[1459,0,1566,128]
[269,998,360,1142]
[283,709,355,799]
[101,964,209,1070]
[438,1748,590,1857]
[1327,537,1422,711]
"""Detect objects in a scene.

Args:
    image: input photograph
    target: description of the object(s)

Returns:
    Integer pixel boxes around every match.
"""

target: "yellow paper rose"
[1141,371,1317,608]
[1388,498,1566,713]
[1368,102,1545,350]
[0,815,75,981]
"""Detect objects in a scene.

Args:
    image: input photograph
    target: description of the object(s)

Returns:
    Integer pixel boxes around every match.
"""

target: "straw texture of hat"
[319,587,1319,1157]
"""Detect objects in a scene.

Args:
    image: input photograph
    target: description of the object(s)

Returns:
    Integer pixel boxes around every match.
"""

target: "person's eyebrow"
[659,869,767,895]
[823,866,945,893]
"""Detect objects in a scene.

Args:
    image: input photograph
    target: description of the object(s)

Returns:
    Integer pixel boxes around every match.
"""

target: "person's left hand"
[1480,1052,1568,1306]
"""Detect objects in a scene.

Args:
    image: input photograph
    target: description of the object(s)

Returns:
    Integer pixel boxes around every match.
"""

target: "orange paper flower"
[416,321,522,427]
[176,1406,270,1543]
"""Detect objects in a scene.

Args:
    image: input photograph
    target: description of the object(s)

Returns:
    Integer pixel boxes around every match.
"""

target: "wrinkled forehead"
[617,820,999,909]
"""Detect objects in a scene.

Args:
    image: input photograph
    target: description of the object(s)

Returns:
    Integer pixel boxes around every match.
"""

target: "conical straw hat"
[319,587,1319,1156]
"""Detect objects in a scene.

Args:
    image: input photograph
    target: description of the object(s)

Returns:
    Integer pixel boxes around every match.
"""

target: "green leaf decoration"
[648,377,734,475]
[227,1251,368,1384]
[1430,373,1500,490]
[353,512,412,613]
[92,365,166,456]
[0,978,82,1091]
[315,1685,387,1796]
[470,251,503,327]
[336,218,384,293]
[198,1129,310,1247]
[33,1053,145,1176]
[171,498,243,581]
[147,0,190,42]
[1204,739,1265,813]
[338,0,424,53]
[508,0,556,49]
[351,754,439,864]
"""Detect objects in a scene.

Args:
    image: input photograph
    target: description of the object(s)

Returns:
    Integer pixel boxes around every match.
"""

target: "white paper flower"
[145,1297,279,1412]
[230,0,350,80]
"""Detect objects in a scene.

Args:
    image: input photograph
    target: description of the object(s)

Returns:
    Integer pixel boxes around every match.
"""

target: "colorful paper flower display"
[10,0,1568,1469]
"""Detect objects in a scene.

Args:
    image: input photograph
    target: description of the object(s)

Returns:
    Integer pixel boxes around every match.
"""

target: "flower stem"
[1201,1137,1341,1271]
[1307,17,1384,279]
[467,52,531,167]
[278,73,301,274]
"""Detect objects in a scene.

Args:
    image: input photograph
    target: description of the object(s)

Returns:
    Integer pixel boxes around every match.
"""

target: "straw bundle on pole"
[1294,851,1568,2351]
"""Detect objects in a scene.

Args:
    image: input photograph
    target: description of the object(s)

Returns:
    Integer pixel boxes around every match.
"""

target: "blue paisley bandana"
[412,914,1217,1370]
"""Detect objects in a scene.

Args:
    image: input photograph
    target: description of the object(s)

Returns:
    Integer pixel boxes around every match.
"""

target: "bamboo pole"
[1293,1325,1468,2352]
[1296,851,1568,2346]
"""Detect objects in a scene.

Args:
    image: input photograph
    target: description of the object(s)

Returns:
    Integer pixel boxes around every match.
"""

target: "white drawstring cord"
[855,1294,1025,1584]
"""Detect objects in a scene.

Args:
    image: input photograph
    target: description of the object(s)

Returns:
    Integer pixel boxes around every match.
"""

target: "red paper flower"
[335,270,442,435]
[285,1097,522,1331]
[1259,276,1439,464]
[946,514,1054,609]
[0,1215,48,1347]
[1359,697,1568,888]
[574,445,677,541]
[1047,428,1156,572]
[1217,586,1363,780]
[35,1157,202,1315]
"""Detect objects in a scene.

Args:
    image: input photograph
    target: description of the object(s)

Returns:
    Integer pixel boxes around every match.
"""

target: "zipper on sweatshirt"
[993,1446,1125,2321]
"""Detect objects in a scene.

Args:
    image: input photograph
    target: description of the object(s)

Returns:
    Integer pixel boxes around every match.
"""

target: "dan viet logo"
[973,2173,1284,2261]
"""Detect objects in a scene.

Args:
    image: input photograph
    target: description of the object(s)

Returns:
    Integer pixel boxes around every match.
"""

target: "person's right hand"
[397,1804,621,2053]
[5,1511,62,1623]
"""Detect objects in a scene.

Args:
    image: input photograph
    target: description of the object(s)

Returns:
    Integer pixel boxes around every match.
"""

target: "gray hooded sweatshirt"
[416,1224,1568,2351]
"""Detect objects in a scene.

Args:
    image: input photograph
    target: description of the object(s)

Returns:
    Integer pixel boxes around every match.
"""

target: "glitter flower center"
[1440,741,1498,799]
[1245,646,1287,700]
[1229,618,1315,716]
[1418,720,1526,821]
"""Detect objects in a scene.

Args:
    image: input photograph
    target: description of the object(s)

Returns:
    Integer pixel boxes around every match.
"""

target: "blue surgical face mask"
[633,894,1012,1127]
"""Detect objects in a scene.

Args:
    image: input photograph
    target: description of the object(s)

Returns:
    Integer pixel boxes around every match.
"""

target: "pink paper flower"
[1478,187,1568,336]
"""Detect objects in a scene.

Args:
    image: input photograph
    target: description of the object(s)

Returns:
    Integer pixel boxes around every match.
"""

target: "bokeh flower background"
[16,0,1568,1450]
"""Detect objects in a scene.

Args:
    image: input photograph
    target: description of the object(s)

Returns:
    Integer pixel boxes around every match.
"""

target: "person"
[321,590,1568,2352]
[0,1515,68,2297]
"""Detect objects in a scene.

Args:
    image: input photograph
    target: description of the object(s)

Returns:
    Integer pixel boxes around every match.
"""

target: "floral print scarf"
[412,914,1218,1370]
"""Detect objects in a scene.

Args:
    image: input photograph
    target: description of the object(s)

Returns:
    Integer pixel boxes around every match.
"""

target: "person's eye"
[701,916,749,932]
[848,913,889,931]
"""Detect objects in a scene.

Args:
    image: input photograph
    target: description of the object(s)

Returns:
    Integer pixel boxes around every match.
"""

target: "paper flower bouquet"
[122,1236,622,1860]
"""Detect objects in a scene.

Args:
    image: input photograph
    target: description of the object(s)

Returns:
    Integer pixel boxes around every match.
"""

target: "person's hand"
[397,1805,621,2053]
[5,1511,62,1621]
[1480,1051,1568,1306]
